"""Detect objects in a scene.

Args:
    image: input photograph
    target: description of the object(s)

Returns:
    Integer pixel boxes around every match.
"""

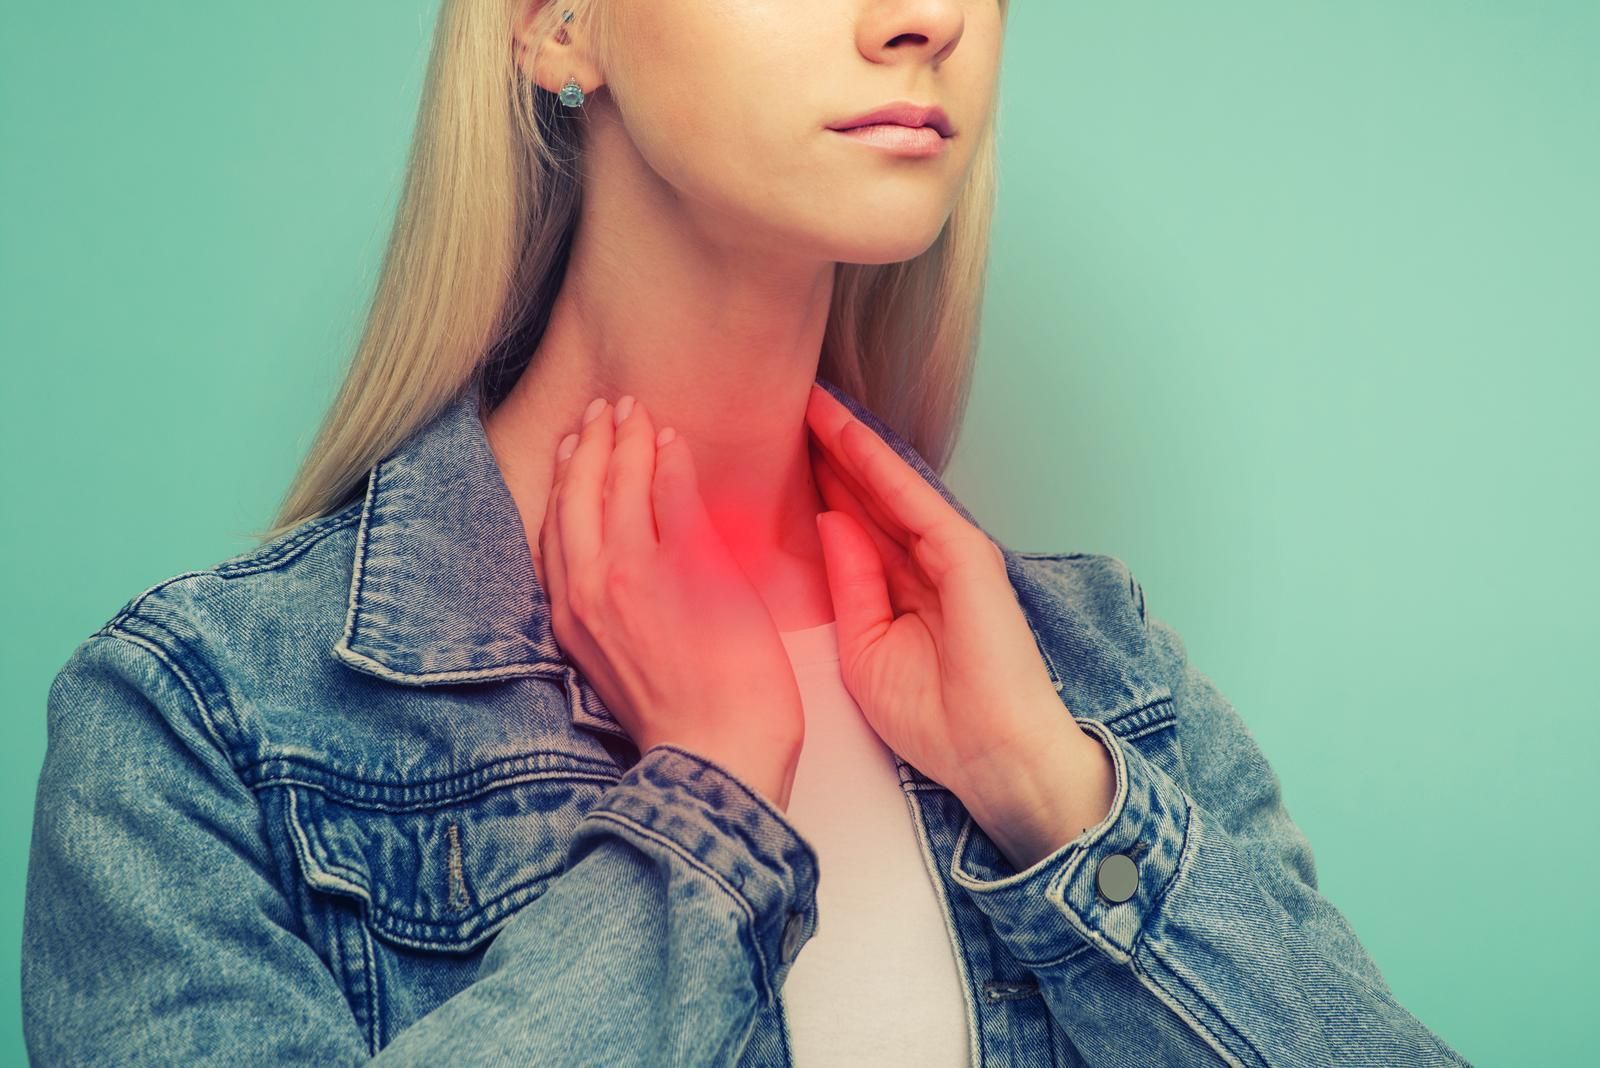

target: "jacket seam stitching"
[1129,946,1251,1068]
[339,459,383,655]
[241,754,618,801]
[1132,793,1265,1067]
[289,850,554,937]
[1102,695,1178,736]
[215,506,362,577]
[115,569,216,626]
[283,778,561,947]
[905,789,982,1068]
[1140,936,1262,1067]
[360,917,381,1053]
[1126,768,1195,967]
[101,624,239,780]
[110,612,249,759]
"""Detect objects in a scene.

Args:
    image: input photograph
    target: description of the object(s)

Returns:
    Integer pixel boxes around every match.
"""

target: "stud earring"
[556,12,585,107]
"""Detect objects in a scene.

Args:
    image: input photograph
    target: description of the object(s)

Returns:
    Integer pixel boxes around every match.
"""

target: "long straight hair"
[256,0,1008,544]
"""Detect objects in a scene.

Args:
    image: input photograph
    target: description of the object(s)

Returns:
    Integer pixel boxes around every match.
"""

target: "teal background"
[2,2,1593,1063]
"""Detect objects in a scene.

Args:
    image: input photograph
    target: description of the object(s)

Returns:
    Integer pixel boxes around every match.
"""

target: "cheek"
[605,15,777,177]
[617,48,831,215]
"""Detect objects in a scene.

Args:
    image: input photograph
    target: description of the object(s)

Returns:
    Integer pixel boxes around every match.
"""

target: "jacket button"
[1095,852,1138,903]
[780,911,806,964]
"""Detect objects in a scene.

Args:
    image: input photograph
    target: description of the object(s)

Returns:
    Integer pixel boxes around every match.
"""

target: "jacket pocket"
[279,756,619,953]
[1098,697,1185,786]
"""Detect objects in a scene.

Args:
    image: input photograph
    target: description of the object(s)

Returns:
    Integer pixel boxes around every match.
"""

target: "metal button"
[780,911,806,964]
[1095,852,1138,903]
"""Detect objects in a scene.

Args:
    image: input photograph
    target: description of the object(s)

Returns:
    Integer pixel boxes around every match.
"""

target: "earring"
[556,12,585,107]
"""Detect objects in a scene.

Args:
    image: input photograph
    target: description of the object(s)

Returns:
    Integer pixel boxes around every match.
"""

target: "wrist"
[963,723,1116,873]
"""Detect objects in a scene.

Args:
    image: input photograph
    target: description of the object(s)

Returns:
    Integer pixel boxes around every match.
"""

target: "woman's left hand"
[805,384,1086,800]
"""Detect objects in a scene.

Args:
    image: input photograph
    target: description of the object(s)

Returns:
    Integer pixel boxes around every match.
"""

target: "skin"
[487,0,1003,633]
[484,3,1114,846]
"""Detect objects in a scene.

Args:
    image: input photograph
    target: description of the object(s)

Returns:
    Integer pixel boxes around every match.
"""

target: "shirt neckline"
[778,618,840,666]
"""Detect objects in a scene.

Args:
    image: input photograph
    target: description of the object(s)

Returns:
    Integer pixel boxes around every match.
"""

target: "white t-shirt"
[775,619,971,1067]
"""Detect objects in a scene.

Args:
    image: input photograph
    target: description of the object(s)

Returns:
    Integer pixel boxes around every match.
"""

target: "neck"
[482,144,841,629]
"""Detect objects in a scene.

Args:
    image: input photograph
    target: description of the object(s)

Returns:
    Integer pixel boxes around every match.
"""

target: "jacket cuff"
[949,715,1190,965]
[565,742,821,999]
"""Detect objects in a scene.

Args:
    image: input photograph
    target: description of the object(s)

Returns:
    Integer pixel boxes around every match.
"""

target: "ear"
[512,2,605,97]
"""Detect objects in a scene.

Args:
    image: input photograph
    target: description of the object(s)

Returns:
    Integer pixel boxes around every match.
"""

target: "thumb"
[651,429,711,544]
[816,510,893,659]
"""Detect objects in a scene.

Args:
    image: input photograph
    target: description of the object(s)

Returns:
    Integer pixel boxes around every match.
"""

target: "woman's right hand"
[536,395,806,811]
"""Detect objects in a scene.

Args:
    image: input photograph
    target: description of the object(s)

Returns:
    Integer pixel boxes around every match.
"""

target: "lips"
[827,101,955,138]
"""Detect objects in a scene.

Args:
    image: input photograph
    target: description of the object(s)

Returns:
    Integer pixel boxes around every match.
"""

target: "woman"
[21,2,1471,1065]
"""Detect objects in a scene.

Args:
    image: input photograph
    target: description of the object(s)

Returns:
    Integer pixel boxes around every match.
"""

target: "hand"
[805,383,1082,799]
[538,395,805,811]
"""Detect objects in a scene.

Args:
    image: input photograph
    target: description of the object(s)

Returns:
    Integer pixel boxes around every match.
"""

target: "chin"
[826,223,948,266]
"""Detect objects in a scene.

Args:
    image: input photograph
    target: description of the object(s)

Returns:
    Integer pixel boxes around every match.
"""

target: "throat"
[759,558,837,633]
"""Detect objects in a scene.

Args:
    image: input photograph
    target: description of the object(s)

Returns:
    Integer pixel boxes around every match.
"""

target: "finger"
[806,424,912,549]
[815,510,894,667]
[813,437,939,616]
[541,433,577,644]
[810,435,911,571]
[812,434,915,562]
[603,396,660,552]
[805,383,966,549]
[559,397,614,576]
[651,427,711,547]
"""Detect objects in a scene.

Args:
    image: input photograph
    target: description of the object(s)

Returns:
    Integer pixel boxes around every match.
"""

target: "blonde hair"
[256,0,1008,544]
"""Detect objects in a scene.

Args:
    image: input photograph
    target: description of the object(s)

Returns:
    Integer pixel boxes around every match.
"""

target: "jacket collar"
[332,376,1016,739]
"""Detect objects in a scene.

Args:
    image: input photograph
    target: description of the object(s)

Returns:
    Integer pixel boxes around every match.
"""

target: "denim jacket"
[22,377,1471,1066]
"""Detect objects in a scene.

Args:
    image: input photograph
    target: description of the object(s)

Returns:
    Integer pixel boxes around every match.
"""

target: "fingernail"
[557,433,578,461]
[656,427,675,447]
[583,397,606,425]
[614,395,635,425]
